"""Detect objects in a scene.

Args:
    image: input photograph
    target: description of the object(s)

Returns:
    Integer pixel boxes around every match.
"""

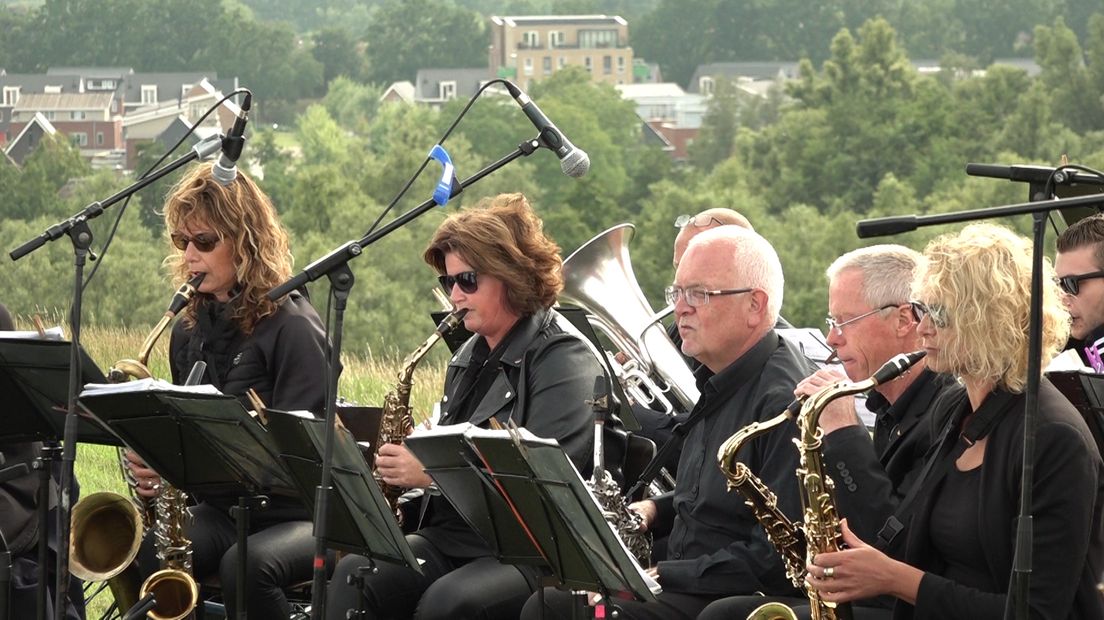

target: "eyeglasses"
[664,285,753,307]
[825,304,903,335]
[170,231,221,253]
[674,214,724,229]
[909,300,950,328]
[438,271,479,294]
[1054,270,1104,296]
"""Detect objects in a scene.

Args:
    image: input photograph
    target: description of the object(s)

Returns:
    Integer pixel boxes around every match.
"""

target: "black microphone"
[504,82,590,178]
[212,91,252,186]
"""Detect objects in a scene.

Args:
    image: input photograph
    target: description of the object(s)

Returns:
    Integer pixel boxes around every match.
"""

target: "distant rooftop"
[14,92,115,111]
[491,15,627,27]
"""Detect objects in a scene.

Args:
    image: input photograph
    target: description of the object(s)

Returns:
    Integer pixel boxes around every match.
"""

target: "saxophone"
[584,382,652,566]
[375,307,468,518]
[70,275,204,620]
[718,351,926,620]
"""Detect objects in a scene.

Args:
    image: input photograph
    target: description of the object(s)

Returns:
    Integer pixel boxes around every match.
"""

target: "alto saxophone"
[375,307,468,519]
[718,351,926,620]
[71,275,204,620]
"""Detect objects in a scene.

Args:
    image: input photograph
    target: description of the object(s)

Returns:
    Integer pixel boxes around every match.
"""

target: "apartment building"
[489,15,633,90]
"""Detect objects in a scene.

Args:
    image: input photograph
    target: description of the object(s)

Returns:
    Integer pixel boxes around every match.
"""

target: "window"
[2,86,19,106]
[558,56,567,68]
[438,80,457,101]
[699,76,715,96]
[549,31,565,48]
[70,110,87,120]
[88,79,116,90]
[44,111,56,120]
[44,85,62,94]
[578,29,618,49]
[141,84,158,105]
[543,57,552,75]
[96,132,104,146]
[523,57,534,76]
[522,30,539,48]
[618,56,625,73]
[71,132,88,146]
[180,84,193,97]
[584,57,592,71]
[603,56,612,74]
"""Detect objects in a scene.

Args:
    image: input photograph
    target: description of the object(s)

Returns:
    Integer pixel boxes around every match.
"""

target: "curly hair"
[423,193,562,315]
[913,223,1069,392]
[163,163,293,335]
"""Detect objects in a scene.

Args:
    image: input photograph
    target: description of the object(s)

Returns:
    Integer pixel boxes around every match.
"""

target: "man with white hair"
[522,226,815,619]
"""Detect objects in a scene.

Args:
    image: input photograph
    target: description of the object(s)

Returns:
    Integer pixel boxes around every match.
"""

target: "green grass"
[69,324,446,617]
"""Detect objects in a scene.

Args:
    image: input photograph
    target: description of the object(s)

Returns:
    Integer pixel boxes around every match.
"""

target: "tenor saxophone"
[70,275,204,620]
[375,307,468,519]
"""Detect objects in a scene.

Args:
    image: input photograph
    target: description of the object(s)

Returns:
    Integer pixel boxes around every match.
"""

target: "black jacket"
[822,369,959,555]
[652,331,816,596]
[418,308,606,558]
[898,380,1104,620]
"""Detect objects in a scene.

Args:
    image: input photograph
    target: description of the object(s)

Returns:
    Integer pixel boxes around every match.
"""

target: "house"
[489,15,633,91]
[413,68,493,106]
[686,62,800,96]
[5,112,57,166]
[381,81,416,104]
[8,92,122,163]
[122,78,244,170]
[615,82,707,128]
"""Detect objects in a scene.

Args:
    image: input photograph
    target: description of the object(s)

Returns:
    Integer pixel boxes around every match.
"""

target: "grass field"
[64,324,447,618]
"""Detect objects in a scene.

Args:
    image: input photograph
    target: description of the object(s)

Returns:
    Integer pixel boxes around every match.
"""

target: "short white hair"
[689,226,784,324]
[826,244,922,307]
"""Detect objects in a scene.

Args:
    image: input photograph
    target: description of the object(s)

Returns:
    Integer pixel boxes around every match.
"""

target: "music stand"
[77,385,304,619]
[405,425,659,612]
[1043,371,1104,457]
[263,409,419,570]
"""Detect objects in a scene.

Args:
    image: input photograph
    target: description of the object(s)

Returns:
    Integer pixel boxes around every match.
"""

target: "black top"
[897,380,1104,620]
[651,331,816,596]
[168,291,330,519]
[417,308,607,558]
[822,369,958,555]
[929,466,991,591]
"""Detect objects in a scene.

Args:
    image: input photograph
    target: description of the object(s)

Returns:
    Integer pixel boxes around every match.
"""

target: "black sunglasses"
[438,271,478,294]
[1055,270,1104,296]
[170,231,221,253]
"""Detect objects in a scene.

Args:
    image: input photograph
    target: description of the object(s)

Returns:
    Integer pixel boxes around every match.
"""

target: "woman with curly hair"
[326,193,608,620]
[804,223,1104,619]
[125,162,330,618]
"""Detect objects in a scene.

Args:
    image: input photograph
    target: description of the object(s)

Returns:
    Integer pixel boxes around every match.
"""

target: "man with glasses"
[1056,214,1104,366]
[523,225,815,619]
[697,244,957,619]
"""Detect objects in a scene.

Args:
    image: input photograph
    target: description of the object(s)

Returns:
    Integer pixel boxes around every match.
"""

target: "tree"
[311,27,367,86]
[687,77,742,171]
[362,0,487,86]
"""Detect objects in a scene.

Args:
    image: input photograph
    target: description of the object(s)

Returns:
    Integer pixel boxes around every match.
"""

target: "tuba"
[375,307,469,520]
[561,223,699,416]
[71,275,204,620]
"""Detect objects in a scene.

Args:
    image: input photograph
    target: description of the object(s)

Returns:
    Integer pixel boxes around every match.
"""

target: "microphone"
[504,82,590,178]
[212,91,252,186]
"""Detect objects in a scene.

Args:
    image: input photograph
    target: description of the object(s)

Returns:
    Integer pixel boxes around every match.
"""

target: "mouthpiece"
[871,350,926,385]
[165,273,206,318]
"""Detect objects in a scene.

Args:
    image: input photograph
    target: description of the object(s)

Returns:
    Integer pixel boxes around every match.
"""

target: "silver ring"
[823,566,835,579]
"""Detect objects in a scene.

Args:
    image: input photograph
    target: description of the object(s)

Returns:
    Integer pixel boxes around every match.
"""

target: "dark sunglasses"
[170,231,221,253]
[909,300,949,328]
[1054,270,1104,296]
[438,271,478,294]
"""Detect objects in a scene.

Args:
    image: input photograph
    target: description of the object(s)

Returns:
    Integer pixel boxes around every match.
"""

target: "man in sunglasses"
[1056,214,1104,367]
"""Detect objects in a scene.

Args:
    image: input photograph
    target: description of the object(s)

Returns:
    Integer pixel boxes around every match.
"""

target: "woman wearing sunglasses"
[804,223,1104,619]
[126,162,330,619]
[326,193,608,620]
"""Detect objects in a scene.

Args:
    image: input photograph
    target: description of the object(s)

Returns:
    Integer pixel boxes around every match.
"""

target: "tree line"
[2,17,1104,358]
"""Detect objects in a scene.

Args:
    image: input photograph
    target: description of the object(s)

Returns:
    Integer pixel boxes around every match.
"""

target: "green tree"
[311,27,367,86]
[362,0,487,85]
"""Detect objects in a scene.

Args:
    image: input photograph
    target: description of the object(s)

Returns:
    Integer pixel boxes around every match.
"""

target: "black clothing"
[821,369,958,554]
[137,290,330,620]
[929,467,991,591]
[327,308,606,620]
[896,380,1104,620]
[522,331,816,620]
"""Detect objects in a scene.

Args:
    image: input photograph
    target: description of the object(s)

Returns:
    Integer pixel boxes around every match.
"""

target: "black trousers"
[326,534,533,620]
[137,502,319,619]
[520,586,717,620]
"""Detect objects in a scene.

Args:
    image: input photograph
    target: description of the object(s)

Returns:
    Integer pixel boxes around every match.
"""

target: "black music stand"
[405,424,658,614]
[77,385,303,619]
[262,409,420,570]
[1043,371,1104,457]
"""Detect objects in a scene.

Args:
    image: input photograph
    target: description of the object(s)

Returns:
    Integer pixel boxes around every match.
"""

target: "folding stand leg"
[36,446,59,620]
[229,495,267,620]
[344,560,377,619]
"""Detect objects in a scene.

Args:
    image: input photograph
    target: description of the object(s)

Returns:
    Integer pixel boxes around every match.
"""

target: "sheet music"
[0,326,66,340]
[80,377,223,396]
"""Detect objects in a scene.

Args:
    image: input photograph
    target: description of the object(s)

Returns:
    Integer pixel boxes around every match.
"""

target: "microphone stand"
[7,134,223,615]
[856,187,1104,620]
[270,137,542,620]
